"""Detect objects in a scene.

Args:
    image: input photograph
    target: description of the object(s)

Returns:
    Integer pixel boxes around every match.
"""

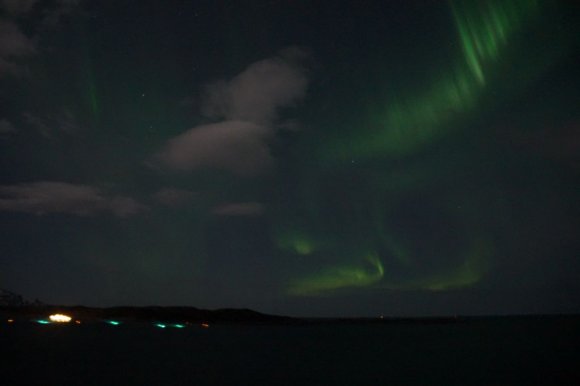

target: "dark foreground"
[2,316,579,385]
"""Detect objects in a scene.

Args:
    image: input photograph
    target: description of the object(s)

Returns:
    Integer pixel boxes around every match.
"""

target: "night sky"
[0,0,579,317]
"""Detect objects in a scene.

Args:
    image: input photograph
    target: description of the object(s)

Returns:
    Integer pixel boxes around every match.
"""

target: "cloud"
[0,182,144,217]
[0,1,81,76]
[203,48,308,124]
[23,109,83,138]
[152,188,196,207]
[212,202,265,216]
[157,48,308,175]
[0,19,35,76]
[0,20,35,56]
[157,121,273,175]
[0,0,80,21]
[0,118,16,134]
[0,0,39,15]
[22,112,50,137]
[40,0,82,29]
[107,196,144,218]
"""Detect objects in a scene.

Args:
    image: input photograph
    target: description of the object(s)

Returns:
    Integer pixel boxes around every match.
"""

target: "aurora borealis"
[0,0,579,316]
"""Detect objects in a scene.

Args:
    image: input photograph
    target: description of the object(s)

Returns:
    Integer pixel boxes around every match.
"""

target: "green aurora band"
[80,31,100,122]
[324,0,540,161]
[288,254,384,296]
[451,0,540,85]
[286,0,542,296]
[380,236,493,291]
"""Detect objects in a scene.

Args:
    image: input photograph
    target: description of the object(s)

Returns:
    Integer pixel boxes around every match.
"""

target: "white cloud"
[0,181,144,217]
[157,120,273,175]
[203,48,308,124]
[157,48,308,176]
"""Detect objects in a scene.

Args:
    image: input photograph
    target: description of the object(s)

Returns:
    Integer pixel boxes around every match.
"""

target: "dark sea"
[2,317,579,385]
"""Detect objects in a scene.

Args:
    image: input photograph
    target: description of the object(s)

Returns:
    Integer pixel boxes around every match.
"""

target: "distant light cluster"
[4,317,209,329]
[49,314,72,323]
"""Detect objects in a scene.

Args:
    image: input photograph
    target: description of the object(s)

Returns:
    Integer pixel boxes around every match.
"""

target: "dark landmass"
[0,288,43,307]
[0,288,292,324]
[2,303,580,326]
[0,304,296,325]
[2,289,579,325]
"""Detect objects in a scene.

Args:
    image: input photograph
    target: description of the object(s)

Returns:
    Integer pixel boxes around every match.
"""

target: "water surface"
[2,317,579,385]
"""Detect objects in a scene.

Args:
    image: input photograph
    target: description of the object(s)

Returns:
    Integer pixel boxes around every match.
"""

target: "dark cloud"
[22,112,50,137]
[152,188,196,207]
[157,48,308,175]
[0,118,16,134]
[0,0,38,15]
[0,0,81,76]
[0,181,144,217]
[516,121,580,163]
[0,0,81,22]
[212,202,265,216]
[39,0,82,29]
[0,19,35,76]
[23,110,83,138]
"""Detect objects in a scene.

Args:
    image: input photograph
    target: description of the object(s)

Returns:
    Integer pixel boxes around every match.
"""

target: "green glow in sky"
[451,0,540,84]
[383,236,493,291]
[415,238,491,291]
[276,229,317,256]
[324,0,541,162]
[292,0,550,299]
[288,254,384,295]
[291,238,314,255]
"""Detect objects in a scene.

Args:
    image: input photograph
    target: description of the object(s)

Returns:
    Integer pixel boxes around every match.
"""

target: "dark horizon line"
[2,304,579,322]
